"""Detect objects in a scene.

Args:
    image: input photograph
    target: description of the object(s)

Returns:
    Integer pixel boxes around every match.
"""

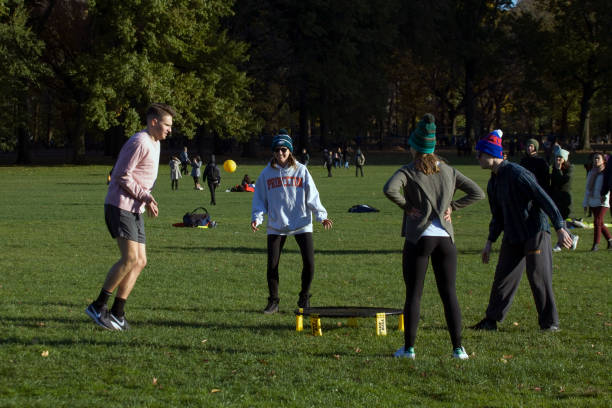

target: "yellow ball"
[223,159,237,173]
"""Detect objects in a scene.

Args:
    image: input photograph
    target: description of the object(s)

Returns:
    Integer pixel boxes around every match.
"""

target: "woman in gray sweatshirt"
[383,114,484,360]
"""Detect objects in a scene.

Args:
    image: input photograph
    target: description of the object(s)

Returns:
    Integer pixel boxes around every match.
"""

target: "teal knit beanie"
[409,114,436,154]
[272,130,293,153]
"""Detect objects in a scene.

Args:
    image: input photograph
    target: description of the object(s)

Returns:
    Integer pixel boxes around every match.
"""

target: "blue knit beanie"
[476,129,504,159]
[272,130,293,153]
[409,114,436,154]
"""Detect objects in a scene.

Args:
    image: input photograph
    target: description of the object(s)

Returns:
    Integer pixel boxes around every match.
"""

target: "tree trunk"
[16,126,32,164]
[70,110,86,164]
[464,59,476,146]
[104,125,125,158]
[240,135,259,158]
[579,80,595,151]
[559,105,569,144]
[298,88,309,151]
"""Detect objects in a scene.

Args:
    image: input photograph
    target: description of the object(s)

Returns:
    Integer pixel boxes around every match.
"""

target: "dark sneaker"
[263,299,279,314]
[85,303,116,330]
[110,313,131,331]
[607,239,612,250]
[541,325,560,332]
[470,318,497,331]
[591,244,599,252]
[297,293,311,309]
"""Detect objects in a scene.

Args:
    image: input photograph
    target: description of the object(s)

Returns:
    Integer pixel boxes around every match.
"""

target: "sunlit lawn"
[0,151,609,407]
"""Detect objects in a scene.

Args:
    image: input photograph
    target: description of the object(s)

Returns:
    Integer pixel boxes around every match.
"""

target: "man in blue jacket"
[471,130,573,332]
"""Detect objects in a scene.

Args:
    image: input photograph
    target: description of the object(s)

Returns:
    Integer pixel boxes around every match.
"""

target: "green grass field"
[0,152,610,407]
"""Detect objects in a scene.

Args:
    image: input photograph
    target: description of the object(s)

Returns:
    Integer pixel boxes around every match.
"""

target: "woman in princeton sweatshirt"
[251,130,333,314]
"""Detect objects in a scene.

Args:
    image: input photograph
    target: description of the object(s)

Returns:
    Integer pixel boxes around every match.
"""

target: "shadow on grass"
[156,245,403,255]
[155,245,488,256]
[56,182,100,186]
[1,315,293,332]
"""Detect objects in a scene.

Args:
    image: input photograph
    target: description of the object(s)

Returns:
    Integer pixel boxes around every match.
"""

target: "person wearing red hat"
[471,130,573,332]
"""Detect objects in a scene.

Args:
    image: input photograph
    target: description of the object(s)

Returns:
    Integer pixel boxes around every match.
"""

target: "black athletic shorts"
[104,204,146,244]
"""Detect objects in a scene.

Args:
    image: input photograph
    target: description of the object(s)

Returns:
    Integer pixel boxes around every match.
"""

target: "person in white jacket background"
[251,130,333,314]
[582,152,611,251]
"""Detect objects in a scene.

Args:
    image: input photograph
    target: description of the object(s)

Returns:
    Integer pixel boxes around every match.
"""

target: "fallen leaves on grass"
[333,354,340,360]
[211,389,221,393]
[41,350,49,357]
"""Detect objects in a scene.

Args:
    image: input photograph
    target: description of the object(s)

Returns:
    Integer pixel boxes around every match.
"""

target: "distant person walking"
[191,155,203,190]
[202,155,221,205]
[86,103,175,331]
[299,148,310,166]
[179,146,190,175]
[384,113,484,360]
[471,130,572,332]
[355,149,365,177]
[325,150,334,177]
[169,155,181,190]
[583,152,611,251]
[251,130,333,314]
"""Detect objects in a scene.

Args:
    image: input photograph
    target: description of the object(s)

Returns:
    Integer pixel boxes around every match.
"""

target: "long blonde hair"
[413,152,440,175]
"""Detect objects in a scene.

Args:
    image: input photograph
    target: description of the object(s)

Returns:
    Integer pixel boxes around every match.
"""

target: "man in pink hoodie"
[86,103,175,331]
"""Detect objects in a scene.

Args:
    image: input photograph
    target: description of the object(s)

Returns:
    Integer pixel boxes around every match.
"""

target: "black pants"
[485,231,558,329]
[355,164,364,177]
[267,233,314,301]
[402,236,462,349]
[207,181,217,205]
[326,163,333,177]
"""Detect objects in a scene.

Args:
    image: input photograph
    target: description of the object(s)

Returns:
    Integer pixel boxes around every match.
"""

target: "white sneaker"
[552,245,561,252]
[452,346,469,360]
[571,235,579,250]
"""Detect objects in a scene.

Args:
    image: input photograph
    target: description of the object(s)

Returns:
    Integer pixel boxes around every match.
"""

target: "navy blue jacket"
[487,161,565,244]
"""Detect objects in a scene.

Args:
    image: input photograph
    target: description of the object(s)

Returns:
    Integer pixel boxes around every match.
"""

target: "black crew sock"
[111,297,126,318]
[93,289,112,311]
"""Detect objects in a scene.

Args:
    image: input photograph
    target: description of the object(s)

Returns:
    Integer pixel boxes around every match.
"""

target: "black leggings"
[402,236,462,349]
[267,233,314,301]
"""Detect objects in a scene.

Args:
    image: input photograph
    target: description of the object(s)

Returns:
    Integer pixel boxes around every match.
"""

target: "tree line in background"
[1,0,610,164]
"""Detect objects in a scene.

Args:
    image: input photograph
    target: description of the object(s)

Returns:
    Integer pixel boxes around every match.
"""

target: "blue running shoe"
[452,346,469,360]
[394,346,415,359]
[85,303,116,330]
[109,313,131,331]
